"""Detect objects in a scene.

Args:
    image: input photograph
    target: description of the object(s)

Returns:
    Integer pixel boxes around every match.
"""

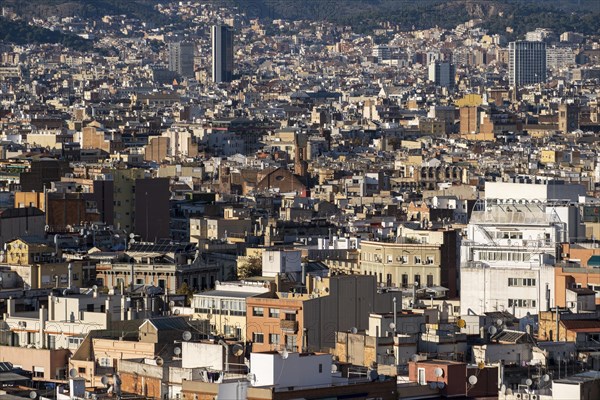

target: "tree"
[176,282,194,306]
[237,256,262,279]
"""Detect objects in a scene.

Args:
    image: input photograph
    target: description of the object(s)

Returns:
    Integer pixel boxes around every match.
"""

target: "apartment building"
[359,228,459,298]
[246,275,397,353]
[191,280,272,340]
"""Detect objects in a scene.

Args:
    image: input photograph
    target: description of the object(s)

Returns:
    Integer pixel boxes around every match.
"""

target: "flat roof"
[194,290,261,299]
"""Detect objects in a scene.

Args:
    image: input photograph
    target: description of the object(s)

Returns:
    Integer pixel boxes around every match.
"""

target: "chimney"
[7,297,15,316]
[39,305,47,348]
[67,262,73,289]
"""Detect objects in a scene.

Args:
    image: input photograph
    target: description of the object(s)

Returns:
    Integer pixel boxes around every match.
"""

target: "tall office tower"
[508,41,547,86]
[428,61,456,89]
[168,41,195,78]
[211,25,234,83]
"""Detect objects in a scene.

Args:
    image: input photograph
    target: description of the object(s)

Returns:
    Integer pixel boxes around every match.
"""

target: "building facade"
[211,25,234,83]
[509,40,547,86]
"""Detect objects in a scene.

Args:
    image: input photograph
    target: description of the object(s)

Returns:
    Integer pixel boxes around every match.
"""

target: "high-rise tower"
[509,41,546,86]
[168,41,195,78]
[211,25,234,83]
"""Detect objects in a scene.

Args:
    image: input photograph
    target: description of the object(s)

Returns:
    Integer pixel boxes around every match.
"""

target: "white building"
[249,351,332,388]
[262,250,302,277]
[2,292,128,350]
[460,181,586,318]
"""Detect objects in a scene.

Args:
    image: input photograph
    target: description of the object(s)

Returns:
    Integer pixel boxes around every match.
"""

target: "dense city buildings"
[0,1,598,399]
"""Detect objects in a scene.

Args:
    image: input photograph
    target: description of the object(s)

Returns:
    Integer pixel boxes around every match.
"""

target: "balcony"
[280,320,298,333]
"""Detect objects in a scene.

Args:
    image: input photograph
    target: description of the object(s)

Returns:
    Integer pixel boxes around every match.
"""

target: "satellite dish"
[92,285,98,291]
[429,382,437,389]
[542,374,550,382]
[29,391,37,399]
[526,378,533,386]
[411,354,419,362]
[488,326,498,335]
[331,364,338,373]
[155,357,164,366]
[129,233,135,239]
[500,384,506,394]
[174,347,181,356]
[496,319,503,326]
[281,349,289,359]
[389,322,396,331]
[351,327,358,334]
[457,319,466,328]
[69,368,77,378]
[232,344,244,357]
[434,367,444,377]
[468,375,478,385]
[246,373,256,383]
[101,376,109,385]
[437,382,445,389]
[182,331,192,341]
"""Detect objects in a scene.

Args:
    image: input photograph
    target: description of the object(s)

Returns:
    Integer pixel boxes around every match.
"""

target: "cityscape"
[0,0,600,399]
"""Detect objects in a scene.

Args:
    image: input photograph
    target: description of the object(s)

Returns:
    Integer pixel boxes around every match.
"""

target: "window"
[285,335,298,351]
[68,337,83,347]
[253,307,264,317]
[78,367,86,374]
[33,367,44,378]
[319,364,323,373]
[427,275,434,287]
[269,333,280,345]
[402,274,408,287]
[99,358,111,368]
[508,299,537,308]
[269,308,280,318]
[414,256,421,264]
[418,368,426,385]
[284,312,296,321]
[508,278,536,287]
[252,332,264,343]
[414,275,421,287]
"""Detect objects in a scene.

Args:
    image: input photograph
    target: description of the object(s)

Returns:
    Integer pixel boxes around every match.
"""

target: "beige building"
[0,345,70,381]
[359,229,459,298]
[192,281,272,340]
